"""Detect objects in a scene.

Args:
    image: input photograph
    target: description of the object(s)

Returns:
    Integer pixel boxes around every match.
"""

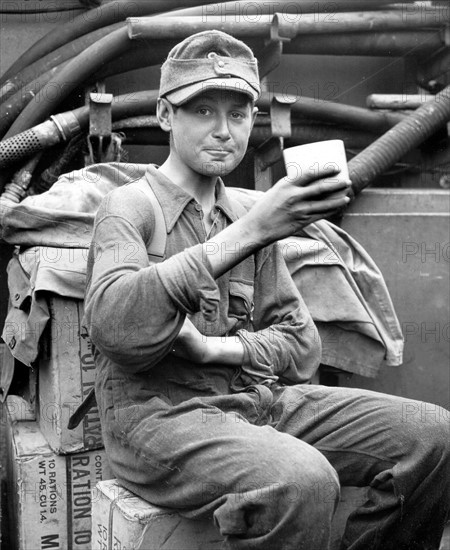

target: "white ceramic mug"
[282,139,349,187]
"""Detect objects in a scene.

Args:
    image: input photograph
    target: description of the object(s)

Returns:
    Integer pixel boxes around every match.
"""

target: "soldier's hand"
[247,165,352,244]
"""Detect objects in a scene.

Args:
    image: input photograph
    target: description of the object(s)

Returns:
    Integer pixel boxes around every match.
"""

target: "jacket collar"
[145,164,238,232]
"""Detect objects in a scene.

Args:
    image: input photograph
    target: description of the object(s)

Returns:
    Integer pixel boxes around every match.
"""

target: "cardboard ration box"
[38,295,102,454]
[6,394,36,422]
[92,479,224,550]
[6,419,113,550]
[93,482,368,550]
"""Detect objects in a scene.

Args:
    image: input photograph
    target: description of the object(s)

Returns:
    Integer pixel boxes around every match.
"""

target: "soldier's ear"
[250,106,258,131]
[157,98,174,132]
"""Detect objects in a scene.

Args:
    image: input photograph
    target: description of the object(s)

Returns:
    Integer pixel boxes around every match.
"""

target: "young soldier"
[84,30,449,549]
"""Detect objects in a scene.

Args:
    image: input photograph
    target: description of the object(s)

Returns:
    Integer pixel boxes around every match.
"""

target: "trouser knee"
[401,402,450,459]
[276,458,340,516]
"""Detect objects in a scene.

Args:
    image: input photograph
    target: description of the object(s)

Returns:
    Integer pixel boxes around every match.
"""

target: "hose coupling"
[50,111,81,141]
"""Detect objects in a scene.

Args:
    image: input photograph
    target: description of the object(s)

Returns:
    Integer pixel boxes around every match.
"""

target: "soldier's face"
[169,89,257,178]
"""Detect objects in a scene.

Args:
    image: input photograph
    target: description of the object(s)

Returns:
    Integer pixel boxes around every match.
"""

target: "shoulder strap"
[132,176,167,263]
[68,169,168,430]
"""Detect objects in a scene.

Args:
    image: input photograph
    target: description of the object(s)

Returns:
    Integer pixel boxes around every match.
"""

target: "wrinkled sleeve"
[236,242,322,385]
[83,188,220,373]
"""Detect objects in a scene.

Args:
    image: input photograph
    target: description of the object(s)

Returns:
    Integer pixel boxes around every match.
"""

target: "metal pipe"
[172,1,417,17]
[129,11,448,40]
[348,84,450,196]
[273,9,449,36]
[366,94,434,110]
[128,15,272,39]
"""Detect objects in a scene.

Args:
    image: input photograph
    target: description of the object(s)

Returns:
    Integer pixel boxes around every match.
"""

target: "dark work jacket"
[83,165,321,426]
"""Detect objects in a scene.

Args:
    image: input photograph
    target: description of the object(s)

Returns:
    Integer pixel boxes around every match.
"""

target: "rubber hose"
[2,25,441,135]
[1,86,386,170]
[5,16,444,139]
[0,23,123,105]
[257,93,406,134]
[0,0,351,84]
[4,16,273,138]
[0,42,175,139]
[0,122,64,169]
[1,14,263,136]
[0,0,221,85]
[72,90,160,129]
[5,27,130,139]
[0,91,160,170]
[348,84,450,196]
[2,80,448,190]
[6,2,436,99]
[0,62,72,139]
[0,0,228,105]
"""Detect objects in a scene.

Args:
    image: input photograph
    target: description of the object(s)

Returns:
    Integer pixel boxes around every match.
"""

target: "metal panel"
[340,189,449,408]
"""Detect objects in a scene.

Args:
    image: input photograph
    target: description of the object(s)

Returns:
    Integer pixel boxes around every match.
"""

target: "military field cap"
[159,30,261,105]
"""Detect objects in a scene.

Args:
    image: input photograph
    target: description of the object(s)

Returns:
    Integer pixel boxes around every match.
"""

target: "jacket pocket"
[228,280,254,331]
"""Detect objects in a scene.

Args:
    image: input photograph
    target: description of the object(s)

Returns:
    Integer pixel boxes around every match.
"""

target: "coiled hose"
[0,23,123,105]
[0,0,221,85]
[0,91,159,169]
[6,9,447,140]
[5,26,129,139]
[1,84,449,199]
[348,84,450,196]
[0,3,448,198]
[1,0,417,85]
[0,87,405,170]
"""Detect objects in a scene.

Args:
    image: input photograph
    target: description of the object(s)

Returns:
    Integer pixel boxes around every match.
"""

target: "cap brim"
[165,78,259,106]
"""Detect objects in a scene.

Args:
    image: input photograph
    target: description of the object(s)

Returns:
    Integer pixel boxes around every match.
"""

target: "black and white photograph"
[0,1,449,549]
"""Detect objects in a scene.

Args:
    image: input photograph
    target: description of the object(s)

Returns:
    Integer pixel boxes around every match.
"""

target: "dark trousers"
[99,379,450,550]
